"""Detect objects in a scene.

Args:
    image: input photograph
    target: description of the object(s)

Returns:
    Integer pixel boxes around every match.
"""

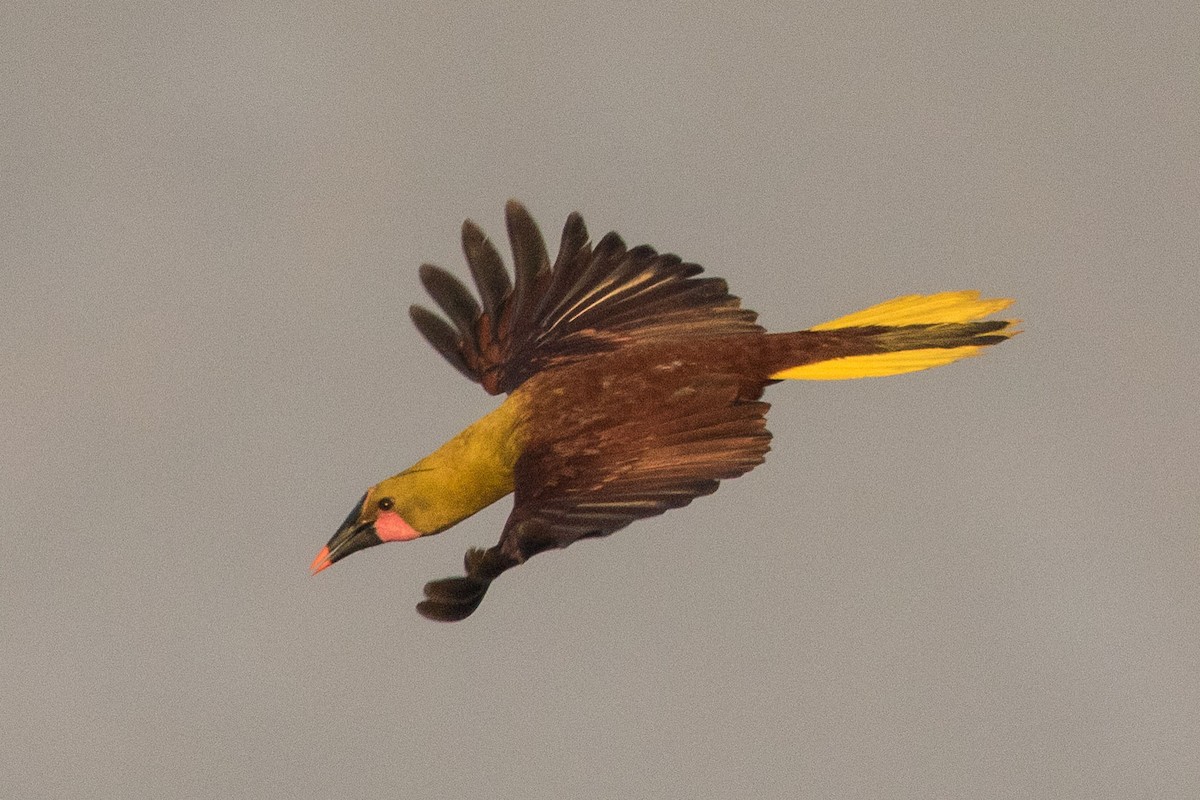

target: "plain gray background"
[4,3,1197,798]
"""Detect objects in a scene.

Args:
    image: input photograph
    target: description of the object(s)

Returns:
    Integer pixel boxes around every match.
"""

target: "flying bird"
[310,201,1017,621]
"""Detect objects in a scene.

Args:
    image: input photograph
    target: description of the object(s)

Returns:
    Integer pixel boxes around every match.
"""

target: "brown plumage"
[313,200,1018,621]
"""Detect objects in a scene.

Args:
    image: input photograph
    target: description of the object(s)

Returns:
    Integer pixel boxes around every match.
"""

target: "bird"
[310,200,1017,622]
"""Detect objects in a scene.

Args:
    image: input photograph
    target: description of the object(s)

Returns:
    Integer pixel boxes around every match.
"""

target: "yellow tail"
[771,291,1017,381]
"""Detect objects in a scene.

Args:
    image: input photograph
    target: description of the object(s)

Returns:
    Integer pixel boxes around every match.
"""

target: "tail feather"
[810,290,1013,330]
[770,291,1018,381]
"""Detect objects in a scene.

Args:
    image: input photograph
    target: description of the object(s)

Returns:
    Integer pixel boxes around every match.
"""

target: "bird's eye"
[377,497,394,511]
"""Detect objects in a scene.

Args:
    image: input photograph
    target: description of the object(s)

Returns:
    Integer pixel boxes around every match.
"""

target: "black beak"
[310,493,383,574]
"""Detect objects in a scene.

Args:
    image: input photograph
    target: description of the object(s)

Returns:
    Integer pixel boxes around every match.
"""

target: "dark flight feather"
[417,547,517,622]
[408,304,476,381]
[504,199,550,326]
[410,201,762,395]
[418,264,480,340]
[460,220,511,331]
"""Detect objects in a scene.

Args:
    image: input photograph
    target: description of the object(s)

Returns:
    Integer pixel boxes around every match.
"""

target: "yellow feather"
[809,291,1013,330]
[771,346,984,380]
[371,395,529,535]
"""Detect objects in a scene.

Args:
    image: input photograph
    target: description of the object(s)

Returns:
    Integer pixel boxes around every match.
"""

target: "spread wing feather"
[460,220,510,329]
[408,305,474,380]
[417,264,480,339]
[505,201,551,325]
[409,201,762,394]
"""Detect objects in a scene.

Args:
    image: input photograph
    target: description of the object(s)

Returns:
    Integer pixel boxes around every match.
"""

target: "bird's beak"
[310,493,382,575]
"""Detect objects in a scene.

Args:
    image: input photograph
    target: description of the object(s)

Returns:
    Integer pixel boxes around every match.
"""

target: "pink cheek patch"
[374,510,421,542]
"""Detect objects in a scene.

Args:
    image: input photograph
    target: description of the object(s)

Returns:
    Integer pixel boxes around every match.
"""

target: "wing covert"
[415,374,772,621]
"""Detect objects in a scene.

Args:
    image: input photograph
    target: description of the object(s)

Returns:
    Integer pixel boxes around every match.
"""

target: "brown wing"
[416,374,772,621]
[409,201,763,394]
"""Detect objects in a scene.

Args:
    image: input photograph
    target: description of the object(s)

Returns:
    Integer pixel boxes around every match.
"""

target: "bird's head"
[309,478,425,575]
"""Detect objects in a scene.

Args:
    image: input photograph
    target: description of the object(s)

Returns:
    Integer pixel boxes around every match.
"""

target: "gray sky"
[4,3,1198,798]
